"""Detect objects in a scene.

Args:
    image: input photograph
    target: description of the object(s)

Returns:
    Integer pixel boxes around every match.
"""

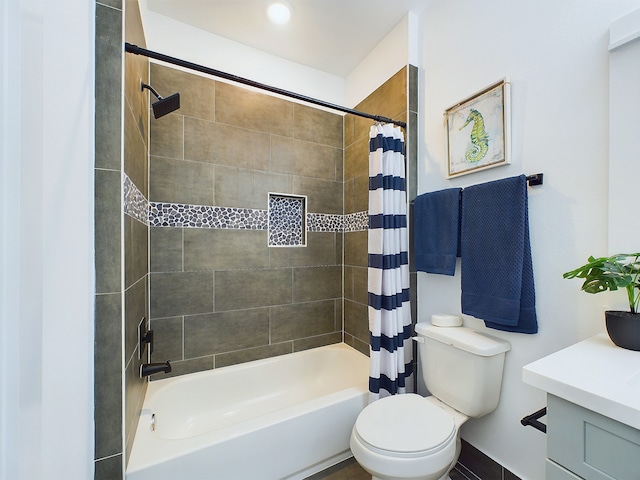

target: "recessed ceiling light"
[267,1,292,25]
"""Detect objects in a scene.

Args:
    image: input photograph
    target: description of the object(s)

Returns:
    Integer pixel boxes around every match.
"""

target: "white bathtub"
[126,343,370,480]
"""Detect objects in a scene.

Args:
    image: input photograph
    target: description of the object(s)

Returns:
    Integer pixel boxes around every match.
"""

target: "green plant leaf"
[564,253,640,313]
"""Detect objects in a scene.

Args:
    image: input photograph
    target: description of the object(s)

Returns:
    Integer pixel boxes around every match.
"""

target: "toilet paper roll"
[431,314,462,327]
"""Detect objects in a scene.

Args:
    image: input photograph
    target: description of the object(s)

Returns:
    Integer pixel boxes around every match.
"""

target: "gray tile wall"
[95,1,124,478]
[122,6,149,463]
[408,65,419,378]
[95,0,150,477]
[148,64,344,377]
[147,64,415,374]
[343,66,417,356]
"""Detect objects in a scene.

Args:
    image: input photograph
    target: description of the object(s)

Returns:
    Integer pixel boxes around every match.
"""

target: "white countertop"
[523,334,640,430]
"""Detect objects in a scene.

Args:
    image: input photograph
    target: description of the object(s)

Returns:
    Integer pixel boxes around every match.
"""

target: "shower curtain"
[367,123,413,402]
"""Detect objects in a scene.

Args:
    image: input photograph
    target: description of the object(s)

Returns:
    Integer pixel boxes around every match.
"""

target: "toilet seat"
[354,394,456,457]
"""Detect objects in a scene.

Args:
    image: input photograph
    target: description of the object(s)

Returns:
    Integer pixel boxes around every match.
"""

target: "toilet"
[350,318,511,480]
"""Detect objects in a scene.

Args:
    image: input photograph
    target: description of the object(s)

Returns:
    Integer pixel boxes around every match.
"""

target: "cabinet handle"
[521,407,547,433]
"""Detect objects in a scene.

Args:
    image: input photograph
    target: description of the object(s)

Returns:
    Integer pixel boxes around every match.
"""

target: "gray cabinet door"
[547,395,640,480]
[546,459,582,480]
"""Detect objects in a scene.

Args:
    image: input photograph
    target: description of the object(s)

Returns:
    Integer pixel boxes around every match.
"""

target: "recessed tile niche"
[268,193,307,247]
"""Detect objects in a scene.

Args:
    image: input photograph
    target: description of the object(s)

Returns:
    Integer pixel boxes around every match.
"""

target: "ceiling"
[145,0,427,77]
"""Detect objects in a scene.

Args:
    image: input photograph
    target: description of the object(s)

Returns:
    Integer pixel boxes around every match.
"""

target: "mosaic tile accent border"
[307,213,343,232]
[148,203,369,233]
[123,175,149,225]
[305,212,368,232]
[150,202,268,229]
[123,175,371,233]
[343,211,369,232]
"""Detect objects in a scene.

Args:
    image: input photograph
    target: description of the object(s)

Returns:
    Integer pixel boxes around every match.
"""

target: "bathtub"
[126,343,370,480]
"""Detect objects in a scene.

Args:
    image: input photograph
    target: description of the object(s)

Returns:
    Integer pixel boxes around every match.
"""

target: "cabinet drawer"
[547,395,640,480]
[546,459,582,480]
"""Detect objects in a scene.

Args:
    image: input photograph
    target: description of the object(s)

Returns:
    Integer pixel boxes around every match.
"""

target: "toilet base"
[351,430,457,480]
[354,432,461,480]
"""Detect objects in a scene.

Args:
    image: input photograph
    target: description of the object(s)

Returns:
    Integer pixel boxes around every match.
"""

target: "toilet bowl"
[350,394,468,480]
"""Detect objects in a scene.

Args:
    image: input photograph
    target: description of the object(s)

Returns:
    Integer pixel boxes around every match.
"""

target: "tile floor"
[305,457,368,480]
[306,457,481,480]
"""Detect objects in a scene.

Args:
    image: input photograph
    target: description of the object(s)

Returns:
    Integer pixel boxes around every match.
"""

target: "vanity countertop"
[523,333,640,430]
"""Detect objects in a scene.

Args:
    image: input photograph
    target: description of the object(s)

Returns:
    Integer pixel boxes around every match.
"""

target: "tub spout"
[140,361,172,378]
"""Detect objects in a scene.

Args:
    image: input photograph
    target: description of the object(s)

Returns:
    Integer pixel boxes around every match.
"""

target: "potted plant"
[563,253,640,351]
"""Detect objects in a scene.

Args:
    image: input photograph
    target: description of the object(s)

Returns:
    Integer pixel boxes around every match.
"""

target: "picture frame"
[444,78,511,178]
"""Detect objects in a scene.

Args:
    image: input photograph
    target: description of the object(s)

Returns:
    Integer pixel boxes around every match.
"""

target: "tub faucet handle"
[140,361,172,378]
[138,317,154,359]
[141,329,154,355]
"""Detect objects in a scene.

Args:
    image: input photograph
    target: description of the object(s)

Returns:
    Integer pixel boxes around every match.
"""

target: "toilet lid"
[355,394,455,454]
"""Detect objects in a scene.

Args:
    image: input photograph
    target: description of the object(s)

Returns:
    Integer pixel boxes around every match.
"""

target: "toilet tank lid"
[415,323,511,356]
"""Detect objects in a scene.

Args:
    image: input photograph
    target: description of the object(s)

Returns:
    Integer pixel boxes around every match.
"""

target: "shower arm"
[125,43,407,129]
[141,82,163,100]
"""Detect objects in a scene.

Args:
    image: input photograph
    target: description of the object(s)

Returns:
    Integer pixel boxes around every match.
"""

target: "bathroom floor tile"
[307,459,479,480]
[450,465,477,480]
[305,457,370,480]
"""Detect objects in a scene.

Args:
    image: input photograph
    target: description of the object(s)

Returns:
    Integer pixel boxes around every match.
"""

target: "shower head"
[151,92,181,119]
[141,82,181,119]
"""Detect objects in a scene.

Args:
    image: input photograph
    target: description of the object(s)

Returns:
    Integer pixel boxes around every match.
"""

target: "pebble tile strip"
[124,175,370,244]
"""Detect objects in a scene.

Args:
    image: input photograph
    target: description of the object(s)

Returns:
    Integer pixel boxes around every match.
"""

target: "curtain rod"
[124,43,407,129]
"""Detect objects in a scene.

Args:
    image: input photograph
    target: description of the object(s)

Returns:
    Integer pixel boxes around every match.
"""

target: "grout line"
[455,463,482,480]
[268,307,272,345]
[181,315,185,361]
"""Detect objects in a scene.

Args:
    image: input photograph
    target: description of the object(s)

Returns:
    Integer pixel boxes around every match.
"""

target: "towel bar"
[525,173,544,186]
[520,407,547,433]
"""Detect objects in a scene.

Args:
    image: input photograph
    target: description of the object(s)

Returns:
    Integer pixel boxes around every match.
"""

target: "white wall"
[344,15,410,108]
[416,1,639,478]
[344,12,426,109]
[608,9,640,254]
[0,0,94,478]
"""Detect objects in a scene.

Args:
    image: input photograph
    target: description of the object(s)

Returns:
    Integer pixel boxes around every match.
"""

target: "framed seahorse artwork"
[444,78,511,178]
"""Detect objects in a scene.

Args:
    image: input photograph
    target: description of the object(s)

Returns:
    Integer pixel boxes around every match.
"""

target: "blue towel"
[414,188,461,276]
[460,175,537,333]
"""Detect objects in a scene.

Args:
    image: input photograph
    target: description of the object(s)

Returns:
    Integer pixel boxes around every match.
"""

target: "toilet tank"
[414,322,511,418]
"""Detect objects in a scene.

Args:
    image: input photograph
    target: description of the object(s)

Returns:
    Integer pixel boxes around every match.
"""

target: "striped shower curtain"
[367,123,413,402]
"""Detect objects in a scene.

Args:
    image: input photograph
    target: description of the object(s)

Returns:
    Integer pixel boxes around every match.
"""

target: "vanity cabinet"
[546,460,581,480]
[523,334,640,480]
[545,395,640,480]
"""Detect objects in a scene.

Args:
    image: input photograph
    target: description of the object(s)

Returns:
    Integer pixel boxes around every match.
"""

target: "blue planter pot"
[605,311,640,351]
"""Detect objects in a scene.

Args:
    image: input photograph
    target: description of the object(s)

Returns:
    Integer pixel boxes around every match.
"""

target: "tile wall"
[343,66,419,358]
[94,0,124,478]
[147,64,345,376]
[146,64,417,376]
[95,0,150,477]
[122,0,150,465]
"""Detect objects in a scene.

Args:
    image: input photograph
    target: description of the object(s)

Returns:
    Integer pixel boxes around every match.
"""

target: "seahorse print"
[459,109,489,162]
